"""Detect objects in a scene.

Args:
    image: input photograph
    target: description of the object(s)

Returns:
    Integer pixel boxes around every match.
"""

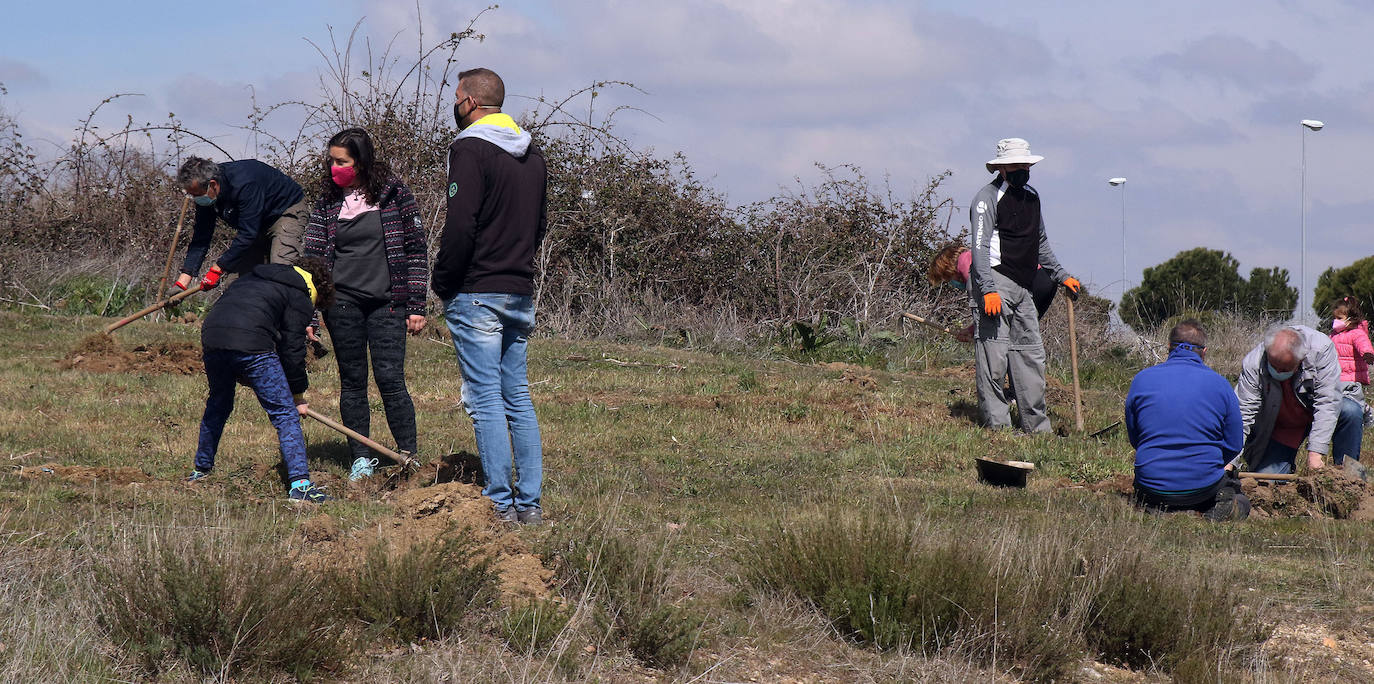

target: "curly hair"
[926,242,967,286]
[320,127,392,205]
[1332,296,1366,326]
[292,256,336,310]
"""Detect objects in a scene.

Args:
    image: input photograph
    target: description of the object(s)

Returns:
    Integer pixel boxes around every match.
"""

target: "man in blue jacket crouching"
[1125,319,1249,521]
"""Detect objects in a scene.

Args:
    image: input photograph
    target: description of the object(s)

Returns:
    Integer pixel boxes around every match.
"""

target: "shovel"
[303,407,421,471]
[103,284,205,334]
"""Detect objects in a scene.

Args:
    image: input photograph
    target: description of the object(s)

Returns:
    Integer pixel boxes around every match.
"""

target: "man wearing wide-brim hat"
[967,138,1081,432]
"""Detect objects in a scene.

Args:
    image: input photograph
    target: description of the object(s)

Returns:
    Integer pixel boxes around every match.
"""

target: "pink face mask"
[331,164,357,188]
[1333,318,1349,332]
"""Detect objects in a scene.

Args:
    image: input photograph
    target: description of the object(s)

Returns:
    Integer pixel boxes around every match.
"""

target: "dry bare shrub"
[94,528,350,680]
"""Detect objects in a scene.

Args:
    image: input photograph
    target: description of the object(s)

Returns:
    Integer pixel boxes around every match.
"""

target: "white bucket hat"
[985,138,1044,173]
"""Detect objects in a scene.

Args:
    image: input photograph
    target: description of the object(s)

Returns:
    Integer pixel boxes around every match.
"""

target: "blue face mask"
[946,280,967,291]
[192,194,215,207]
[1267,362,1296,382]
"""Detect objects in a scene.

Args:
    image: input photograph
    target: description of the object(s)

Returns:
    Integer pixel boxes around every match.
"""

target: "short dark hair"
[1168,319,1207,349]
[458,67,505,108]
[293,256,336,310]
[176,157,221,189]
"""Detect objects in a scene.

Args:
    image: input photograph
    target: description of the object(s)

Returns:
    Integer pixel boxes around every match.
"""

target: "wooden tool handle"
[1237,472,1299,481]
[103,284,203,334]
[902,312,955,335]
[1065,295,1084,432]
[304,408,413,467]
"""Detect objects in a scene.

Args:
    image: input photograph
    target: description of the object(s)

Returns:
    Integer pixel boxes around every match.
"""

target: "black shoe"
[495,507,518,523]
[517,507,543,525]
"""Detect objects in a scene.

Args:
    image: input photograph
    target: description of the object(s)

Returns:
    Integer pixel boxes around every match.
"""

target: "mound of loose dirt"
[1244,472,1374,520]
[62,334,202,375]
[1081,470,1374,520]
[294,482,552,601]
[17,462,154,485]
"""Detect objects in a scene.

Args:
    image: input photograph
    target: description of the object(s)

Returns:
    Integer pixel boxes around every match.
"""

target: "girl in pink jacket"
[1330,296,1374,385]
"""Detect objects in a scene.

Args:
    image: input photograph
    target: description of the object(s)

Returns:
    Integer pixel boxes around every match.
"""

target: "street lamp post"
[1108,177,1127,300]
[1300,119,1323,323]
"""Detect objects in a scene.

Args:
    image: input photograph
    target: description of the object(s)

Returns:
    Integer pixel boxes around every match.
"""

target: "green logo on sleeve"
[448,182,458,198]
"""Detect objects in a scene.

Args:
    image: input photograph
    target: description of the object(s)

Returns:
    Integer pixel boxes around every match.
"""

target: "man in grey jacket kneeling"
[1236,326,1365,473]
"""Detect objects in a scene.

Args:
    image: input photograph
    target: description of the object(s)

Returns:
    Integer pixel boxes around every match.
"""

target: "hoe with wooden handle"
[155,196,191,302]
[902,312,958,337]
[103,284,204,334]
[303,407,420,471]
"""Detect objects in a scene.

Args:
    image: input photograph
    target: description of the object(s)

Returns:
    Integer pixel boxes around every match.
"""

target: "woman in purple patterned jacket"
[304,128,428,479]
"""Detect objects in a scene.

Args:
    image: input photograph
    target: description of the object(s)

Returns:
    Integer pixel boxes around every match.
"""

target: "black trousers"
[1133,472,1250,521]
[322,299,418,459]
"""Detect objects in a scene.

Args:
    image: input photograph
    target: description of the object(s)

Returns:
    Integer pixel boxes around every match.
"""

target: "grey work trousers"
[974,269,1051,433]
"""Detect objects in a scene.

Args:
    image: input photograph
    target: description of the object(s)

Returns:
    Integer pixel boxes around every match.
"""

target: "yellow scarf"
[293,267,318,305]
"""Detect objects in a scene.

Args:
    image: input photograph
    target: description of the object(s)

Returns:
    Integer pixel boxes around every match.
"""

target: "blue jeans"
[1251,397,1365,473]
[443,293,542,512]
[195,349,309,482]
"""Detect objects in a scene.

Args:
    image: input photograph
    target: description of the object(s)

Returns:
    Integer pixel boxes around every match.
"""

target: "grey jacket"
[967,177,1070,304]
[1235,325,1344,459]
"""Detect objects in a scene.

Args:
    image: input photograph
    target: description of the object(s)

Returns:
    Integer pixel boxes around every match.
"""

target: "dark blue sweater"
[181,160,305,275]
[1125,348,1243,492]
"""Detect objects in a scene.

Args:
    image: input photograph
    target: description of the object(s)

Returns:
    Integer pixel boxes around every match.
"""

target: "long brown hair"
[1332,296,1366,326]
[927,242,967,286]
[320,127,392,205]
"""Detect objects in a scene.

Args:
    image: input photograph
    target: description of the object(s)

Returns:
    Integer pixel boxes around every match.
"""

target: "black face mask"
[1005,169,1030,188]
[453,102,467,129]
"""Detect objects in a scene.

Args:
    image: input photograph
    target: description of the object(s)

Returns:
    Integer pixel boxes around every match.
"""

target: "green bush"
[335,528,497,643]
[1121,248,1296,329]
[95,533,349,680]
[747,513,1080,681]
[501,597,572,654]
[547,519,703,668]
[747,512,1269,683]
[1314,255,1374,319]
[51,274,143,316]
[1088,552,1268,676]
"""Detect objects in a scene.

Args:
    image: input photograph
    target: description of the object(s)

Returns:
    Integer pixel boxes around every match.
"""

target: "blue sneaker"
[185,469,211,483]
[288,479,330,504]
[349,457,379,481]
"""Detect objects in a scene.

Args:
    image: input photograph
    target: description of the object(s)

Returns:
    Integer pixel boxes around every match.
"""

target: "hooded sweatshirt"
[432,113,548,299]
[200,263,316,394]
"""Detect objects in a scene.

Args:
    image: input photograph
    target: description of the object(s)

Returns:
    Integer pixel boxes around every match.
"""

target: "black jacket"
[181,160,305,276]
[201,264,315,394]
[432,137,547,299]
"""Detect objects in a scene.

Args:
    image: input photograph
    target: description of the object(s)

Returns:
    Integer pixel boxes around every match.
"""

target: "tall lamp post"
[1300,119,1323,323]
[1108,177,1127,300]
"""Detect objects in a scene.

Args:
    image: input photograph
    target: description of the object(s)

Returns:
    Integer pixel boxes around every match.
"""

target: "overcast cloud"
[4,0,1370,311]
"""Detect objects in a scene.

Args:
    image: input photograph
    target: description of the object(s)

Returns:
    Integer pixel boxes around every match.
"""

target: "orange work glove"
[1063,277,1081,294]
[983,292,1002,316]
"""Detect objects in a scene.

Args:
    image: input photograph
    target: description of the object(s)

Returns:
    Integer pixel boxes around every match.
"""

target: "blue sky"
[3,0,1370,312]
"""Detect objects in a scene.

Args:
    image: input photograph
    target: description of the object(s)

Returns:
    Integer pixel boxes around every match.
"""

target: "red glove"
[172,279,188,291]
[200,266,224,290]
[983,292,1002,316]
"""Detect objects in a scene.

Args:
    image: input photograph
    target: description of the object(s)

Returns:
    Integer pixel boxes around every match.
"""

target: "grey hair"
[1263,326,1305,360]
[176,157,222,189]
